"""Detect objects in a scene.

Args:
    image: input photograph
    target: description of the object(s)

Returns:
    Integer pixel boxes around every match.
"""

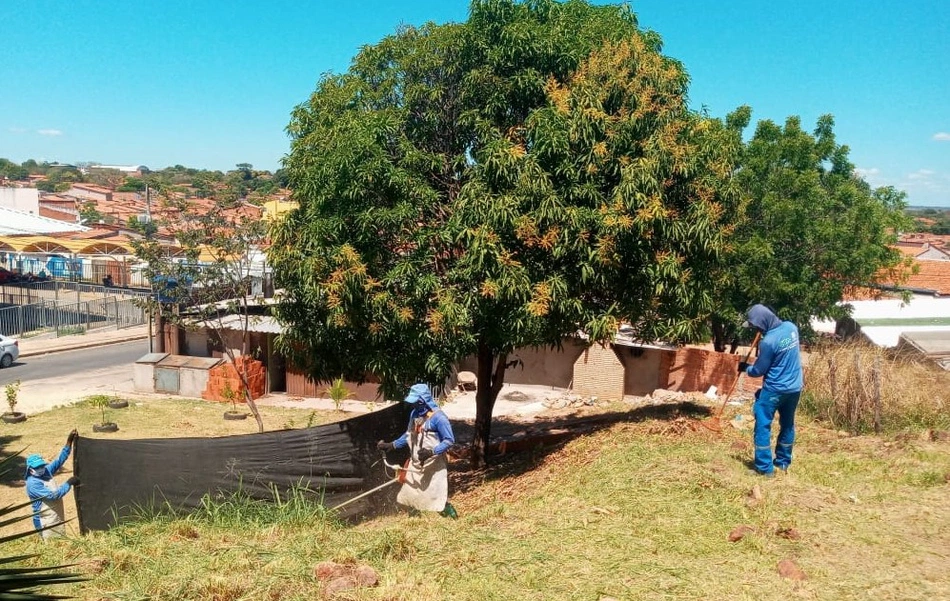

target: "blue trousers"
[752,389,801,474]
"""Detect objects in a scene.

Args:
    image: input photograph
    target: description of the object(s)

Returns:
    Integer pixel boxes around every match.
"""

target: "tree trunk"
[711,319,727,353]
[242,385,264,433]
[470,342,507,469]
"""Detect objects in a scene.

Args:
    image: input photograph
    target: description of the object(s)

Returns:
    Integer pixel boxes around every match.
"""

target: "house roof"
[191,313,283,334]
[895,241,930,257]
[0,206,88,235]
[899,330,950,358]
[901,260,950,295]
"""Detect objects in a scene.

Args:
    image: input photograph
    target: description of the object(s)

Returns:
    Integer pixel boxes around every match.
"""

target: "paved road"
[0,340,149,386]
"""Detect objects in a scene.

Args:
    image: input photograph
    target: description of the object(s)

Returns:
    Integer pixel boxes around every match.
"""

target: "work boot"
[439,503,458,519]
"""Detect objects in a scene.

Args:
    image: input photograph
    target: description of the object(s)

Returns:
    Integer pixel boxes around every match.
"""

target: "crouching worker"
[377,383,457,518]
[25,429,81,539]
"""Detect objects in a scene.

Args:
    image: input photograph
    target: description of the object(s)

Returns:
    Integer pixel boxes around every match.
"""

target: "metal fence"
[0,281,151,307]
[0,297,146,338]
[8,257,151,289]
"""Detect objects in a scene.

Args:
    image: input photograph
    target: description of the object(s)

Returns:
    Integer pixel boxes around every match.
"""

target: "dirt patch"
[648,416,700,436]
[777,558,807,580]
[728,525,755,542]
[775,526,802,540]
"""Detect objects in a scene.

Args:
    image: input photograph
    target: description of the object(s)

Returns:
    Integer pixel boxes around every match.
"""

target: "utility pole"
[145,184,151,226]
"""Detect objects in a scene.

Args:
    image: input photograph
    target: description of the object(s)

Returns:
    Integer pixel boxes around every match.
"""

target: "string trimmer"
[331,454,426,512]
[701,331,761,433]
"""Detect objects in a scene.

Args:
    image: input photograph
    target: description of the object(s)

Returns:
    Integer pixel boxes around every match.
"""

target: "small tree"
[324,377,352,412]
[131,188,268,432]
[4,380,20,417]
[87,394,115,429]
[222,381,240,414]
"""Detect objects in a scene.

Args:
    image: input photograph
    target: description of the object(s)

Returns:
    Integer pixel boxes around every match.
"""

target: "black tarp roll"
[74,403,409,532]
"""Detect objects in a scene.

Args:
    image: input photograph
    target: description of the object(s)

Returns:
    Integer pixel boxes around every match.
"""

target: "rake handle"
[714,331,761,418]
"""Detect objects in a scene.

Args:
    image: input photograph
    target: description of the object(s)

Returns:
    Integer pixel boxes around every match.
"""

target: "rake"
[701,331,761,433]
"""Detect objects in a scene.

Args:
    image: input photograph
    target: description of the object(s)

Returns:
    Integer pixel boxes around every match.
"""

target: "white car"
[0,335,19,368]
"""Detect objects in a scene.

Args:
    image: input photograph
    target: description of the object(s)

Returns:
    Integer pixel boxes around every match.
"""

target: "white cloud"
[933,132,950,141]
[855,166,888,187]
[37,128,62,136]
[907,169,935,180]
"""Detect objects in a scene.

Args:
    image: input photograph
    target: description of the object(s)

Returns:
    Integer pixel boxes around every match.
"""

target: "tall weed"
[803,342,950,433]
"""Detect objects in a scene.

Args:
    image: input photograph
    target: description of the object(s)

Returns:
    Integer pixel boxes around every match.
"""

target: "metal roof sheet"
[0,206,89,235]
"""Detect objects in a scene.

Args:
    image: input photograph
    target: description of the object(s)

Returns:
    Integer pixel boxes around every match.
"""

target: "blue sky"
[1,1,947,206]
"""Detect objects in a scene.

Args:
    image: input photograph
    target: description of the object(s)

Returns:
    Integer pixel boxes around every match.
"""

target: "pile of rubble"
[629,388,756,406]
[541,393,601,410]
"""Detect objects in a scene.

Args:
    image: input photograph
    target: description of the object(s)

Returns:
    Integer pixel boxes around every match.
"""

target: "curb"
[18,333,150,358]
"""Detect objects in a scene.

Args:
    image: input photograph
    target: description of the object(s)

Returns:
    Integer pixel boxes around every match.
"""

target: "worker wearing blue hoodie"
[377,383,457,518]
[739,305,804,476]
[25,429,80,539]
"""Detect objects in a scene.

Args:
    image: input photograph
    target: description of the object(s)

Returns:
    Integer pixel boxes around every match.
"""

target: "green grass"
[3,403,948,600]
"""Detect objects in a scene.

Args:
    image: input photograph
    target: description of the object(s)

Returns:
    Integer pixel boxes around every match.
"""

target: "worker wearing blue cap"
[25,429,80,539]
[377,383,457,518]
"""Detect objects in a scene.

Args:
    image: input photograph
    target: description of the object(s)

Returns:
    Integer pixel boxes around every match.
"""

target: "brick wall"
[658,347,756,395]
[202,356,266,403]
[572,343,625,401]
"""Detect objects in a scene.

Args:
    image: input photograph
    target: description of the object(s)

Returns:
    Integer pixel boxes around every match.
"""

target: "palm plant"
[324,377,352,412]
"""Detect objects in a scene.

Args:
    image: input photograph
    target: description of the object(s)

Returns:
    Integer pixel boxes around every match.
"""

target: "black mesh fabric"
[73,403,409,532]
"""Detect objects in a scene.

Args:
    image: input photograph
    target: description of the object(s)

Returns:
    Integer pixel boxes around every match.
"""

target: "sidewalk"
[17,325,150,358]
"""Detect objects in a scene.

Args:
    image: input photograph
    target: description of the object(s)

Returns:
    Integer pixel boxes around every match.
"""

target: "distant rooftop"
[85,164,149,173]
[0,206,88,235]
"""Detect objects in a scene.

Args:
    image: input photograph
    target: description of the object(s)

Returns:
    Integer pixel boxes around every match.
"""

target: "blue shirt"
[393,406,455,456]
[746,320,803,394]
[25,445,73,531]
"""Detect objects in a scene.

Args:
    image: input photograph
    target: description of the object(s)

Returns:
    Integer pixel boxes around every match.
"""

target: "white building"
[0,187,39,214]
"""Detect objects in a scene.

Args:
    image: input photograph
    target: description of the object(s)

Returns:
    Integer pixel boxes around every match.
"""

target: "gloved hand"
[376,440,394,451]
[416,448,433,464]
[66,429,78,446]
[66,476,80,487]
[737,362,750,374]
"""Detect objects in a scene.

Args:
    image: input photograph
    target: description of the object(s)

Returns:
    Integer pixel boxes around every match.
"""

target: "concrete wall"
[184,330,210,357]
[616,346,663,396]
[0,188,39,213]
[456,341,586,389]
[133,363,154,392]
[179,367,213,398]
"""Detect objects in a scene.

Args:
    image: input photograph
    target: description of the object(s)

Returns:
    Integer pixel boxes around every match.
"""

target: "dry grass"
[803,342,950,433]
[4,399,950,600]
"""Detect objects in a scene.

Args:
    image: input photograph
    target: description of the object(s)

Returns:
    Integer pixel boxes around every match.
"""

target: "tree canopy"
[270,0,743,465]
[708,110,910,350]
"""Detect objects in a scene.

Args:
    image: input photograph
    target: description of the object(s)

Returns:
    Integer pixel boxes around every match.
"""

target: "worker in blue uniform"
[739,305,804,477]
[25,429,80,538]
